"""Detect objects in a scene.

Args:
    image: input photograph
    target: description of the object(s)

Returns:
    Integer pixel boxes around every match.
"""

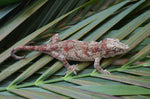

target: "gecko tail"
[11,45,47,60]
[11,47,26,60]
[11,49,25,60]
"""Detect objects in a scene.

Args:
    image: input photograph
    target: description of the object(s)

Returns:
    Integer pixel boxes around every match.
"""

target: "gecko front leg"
[46,51,79,75]
[94,57,110,74]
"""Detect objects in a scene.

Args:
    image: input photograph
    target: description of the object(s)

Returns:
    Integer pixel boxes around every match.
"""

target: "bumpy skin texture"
[11,34,129,75]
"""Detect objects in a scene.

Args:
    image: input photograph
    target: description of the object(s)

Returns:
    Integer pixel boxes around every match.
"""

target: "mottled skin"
[11,34,129,75]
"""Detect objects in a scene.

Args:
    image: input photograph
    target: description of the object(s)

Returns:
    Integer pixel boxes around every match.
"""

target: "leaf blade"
[39,84,121,99]
[92,74,150,88]
[76,85,150,95]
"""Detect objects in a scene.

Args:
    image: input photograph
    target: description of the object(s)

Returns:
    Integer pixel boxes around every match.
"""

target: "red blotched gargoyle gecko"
[11,34,129,75]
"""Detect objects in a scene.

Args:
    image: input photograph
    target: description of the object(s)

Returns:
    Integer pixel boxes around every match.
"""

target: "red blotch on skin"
[64,46,73,52]
[82,50,89,57]
[38,45,46,51]
[63,40,75,52]
[74,51,79,57]
[49,43,58,50]
[101,39,108,50]
[18,46,25,50]
[92,46,98,53]
[78,42,89,57]
[101,44,107,50]
[50,46,58,50]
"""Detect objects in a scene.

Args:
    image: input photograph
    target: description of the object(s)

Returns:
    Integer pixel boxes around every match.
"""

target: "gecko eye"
[115,48,119,52]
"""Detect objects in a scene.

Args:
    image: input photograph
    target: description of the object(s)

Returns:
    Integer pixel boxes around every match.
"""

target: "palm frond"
[0,0,150,98]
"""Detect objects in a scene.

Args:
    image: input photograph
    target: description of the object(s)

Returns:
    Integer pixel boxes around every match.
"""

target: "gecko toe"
[65,64,79,75]
[103,69,111,74]
[73,71,77,75]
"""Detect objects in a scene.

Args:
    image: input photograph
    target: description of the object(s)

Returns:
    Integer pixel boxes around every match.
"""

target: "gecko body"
[11,34,129,74]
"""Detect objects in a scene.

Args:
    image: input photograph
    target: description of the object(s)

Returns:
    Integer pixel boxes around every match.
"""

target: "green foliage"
[0,0,23,7]
[0,0,150,98]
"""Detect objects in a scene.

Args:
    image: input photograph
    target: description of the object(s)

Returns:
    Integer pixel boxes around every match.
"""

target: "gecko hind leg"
[45,51,79,75]
[46,34,59,44]
[94,57,110,74]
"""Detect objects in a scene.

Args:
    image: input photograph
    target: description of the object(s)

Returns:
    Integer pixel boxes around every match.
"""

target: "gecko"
[11,34,129,75]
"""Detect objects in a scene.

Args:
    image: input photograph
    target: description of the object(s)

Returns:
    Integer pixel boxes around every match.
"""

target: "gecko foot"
[11,48,26,60]
[65,64,79,75]
[100,69,111,75]
[12,55,26,60]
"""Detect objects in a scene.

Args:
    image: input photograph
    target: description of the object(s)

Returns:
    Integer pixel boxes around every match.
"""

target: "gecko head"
[100,38,129,58]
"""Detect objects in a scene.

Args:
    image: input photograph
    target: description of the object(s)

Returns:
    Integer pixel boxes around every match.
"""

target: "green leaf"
[39,84,120,99]
[122,95,150,99]
[8,88,68,99]
[0,95,24,99]
[8,55,53,87]
[0,0,22,7]
[117,69,150,76]
[0,0,48,41]
[122,44,150,67]
[0,52,39,82]
[115,10,150,40]
[92,74,150,88]
[0,3,20,19]
[68,0,130,40]
[84,0,145,41]
[66,79,107,85]
[76,85,150,95]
